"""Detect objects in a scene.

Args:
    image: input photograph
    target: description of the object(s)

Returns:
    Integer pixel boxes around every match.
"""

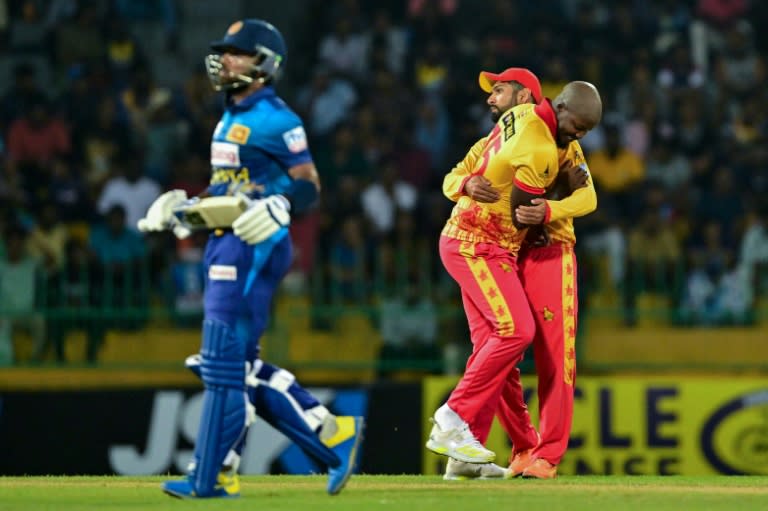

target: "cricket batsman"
[137,19,363,498]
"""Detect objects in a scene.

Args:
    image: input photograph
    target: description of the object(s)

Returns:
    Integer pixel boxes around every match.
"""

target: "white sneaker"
[443,458,509,480]
[425,419,496,463]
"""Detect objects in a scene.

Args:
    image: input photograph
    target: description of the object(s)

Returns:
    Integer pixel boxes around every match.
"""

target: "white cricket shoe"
[443,458,509,480]
[425,419,496,463]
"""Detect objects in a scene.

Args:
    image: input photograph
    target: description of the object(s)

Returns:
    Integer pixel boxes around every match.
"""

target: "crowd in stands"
[1,0,768,366]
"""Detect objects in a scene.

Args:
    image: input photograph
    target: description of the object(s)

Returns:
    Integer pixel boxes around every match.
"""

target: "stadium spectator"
[88,204,148,330]
[44,237,108,362]
[0,225,44,365]
[79,96,131,191]
[361,157,418,238]
[5,95,72,211]
[329,215,367,303]
[644,135,692,193]
[5,94,71,173]
[0,63,44,133]
[365,8,408,76]
[50,2,105,76]
[739,205,768,299]
[318,17,369,81]
[111,0,179,52]
[295,67,358,142]
[623,181,684,326]
[414,98,451,171]
[96,152,161,233]
[25,202,68,273]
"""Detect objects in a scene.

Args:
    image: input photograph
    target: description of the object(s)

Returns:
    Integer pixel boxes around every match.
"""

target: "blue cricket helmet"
[205,19,287,91]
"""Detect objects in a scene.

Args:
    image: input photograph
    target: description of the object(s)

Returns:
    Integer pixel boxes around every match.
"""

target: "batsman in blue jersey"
[137,19,364,499]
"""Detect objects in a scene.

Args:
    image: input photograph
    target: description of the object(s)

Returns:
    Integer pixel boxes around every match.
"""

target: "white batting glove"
[137,189,191,239]
[232,195,290,245]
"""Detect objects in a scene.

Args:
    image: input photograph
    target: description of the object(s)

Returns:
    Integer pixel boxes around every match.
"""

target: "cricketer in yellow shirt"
[435,75,602,480]
[428,70,602,473]
[440,101,560,253]
[500,139,597,480]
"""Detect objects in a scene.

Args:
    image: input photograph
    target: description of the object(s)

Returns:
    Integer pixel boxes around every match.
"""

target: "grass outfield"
[1,475,768,511]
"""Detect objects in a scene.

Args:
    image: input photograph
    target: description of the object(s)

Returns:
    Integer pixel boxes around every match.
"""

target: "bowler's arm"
[443,137,488,202]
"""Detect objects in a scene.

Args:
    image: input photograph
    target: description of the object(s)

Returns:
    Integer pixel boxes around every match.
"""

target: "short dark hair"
[506,80,535,103]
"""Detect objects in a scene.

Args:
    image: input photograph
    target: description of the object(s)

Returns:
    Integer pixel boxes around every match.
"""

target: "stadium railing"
[1,249,767,375]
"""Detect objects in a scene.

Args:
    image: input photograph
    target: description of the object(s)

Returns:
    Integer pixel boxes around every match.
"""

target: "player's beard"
[490,100,517,122]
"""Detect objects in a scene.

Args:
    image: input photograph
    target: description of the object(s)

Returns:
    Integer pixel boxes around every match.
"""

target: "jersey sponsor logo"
[210,167,250,185]
[542,306,555,321]
[226,181,264,196]
[502,111,516,140]
[226,123,251,144]
[211,142,241,166]
[282,126,308,153]
[209,265,237,281]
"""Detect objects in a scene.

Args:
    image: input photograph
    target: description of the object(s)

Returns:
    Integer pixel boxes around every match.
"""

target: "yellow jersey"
[543,140,598,245]
[442,101,560,255]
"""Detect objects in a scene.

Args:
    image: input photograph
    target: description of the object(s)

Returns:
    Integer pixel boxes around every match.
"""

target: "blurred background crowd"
[1,0,768,370]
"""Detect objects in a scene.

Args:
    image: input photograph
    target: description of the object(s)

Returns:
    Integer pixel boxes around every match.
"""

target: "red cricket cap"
[478,67,542,103]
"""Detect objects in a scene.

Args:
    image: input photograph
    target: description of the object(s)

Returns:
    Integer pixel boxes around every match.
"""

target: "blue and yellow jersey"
[208,86,312,199]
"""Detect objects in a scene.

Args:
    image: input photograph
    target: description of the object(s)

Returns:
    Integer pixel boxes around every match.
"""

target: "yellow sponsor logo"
[210,167,250,185]
[226,123,251,144]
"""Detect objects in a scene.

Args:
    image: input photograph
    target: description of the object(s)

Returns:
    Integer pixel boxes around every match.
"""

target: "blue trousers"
[204,230,290,356]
